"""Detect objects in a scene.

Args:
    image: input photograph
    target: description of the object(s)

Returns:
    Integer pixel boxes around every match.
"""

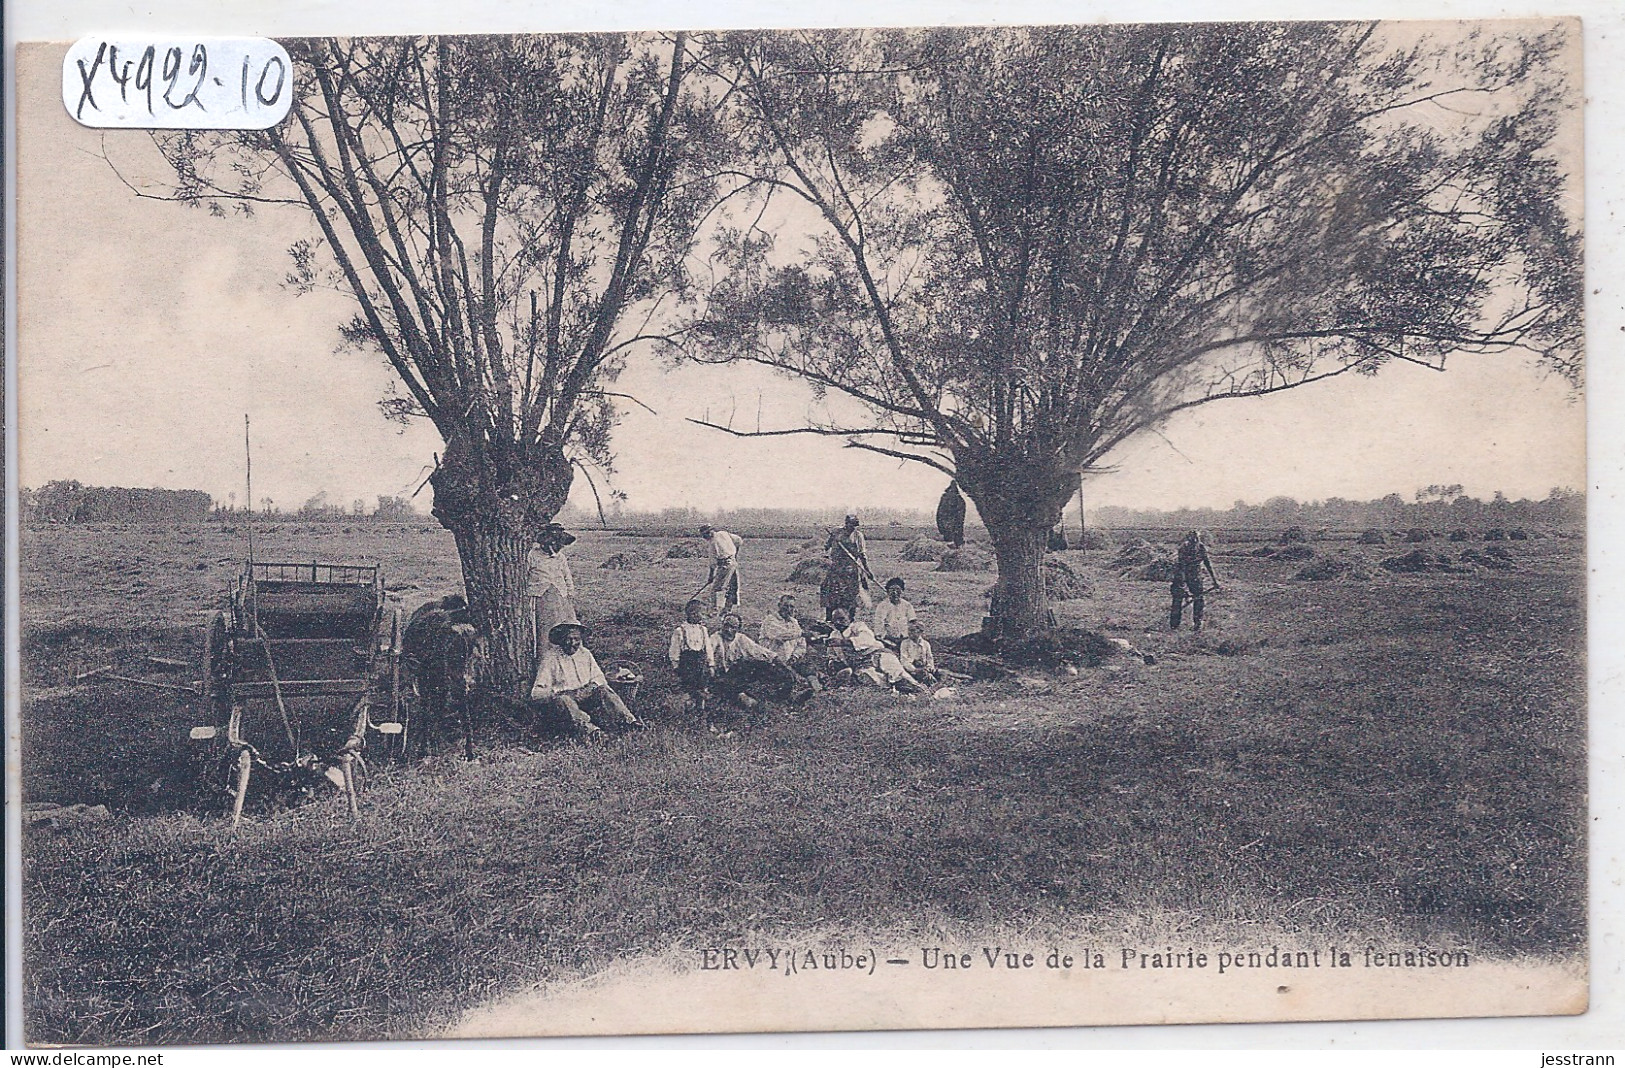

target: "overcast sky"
[14,28,1585,517]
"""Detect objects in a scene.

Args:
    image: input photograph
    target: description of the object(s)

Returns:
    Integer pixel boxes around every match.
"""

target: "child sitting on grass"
[669,598,714,714]
[898,618,939,686]
[872,577,917,650]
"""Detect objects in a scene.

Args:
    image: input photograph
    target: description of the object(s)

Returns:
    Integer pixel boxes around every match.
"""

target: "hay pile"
[1448,529,1472,542]
[1042,557,1093,601]
[900,536,953,563]
[1380,549,1474,574]
[1295,551,1378,581]
[935,546,994,572]
[788,557,829,585]
[665,541,704,559]
[1132,558,1177,582]
[1356,529,1389,546]
[600,549,658,570]
[1483,528,1507,541]
[1106,538,1175,581]
[1460,547,1516,571]
[1107,538,1174,580]
[1078,528,1116,551]
[1404,528,1436,543]
[1278,525,1308,544]
[1112,539,1163,569]
[1272,544,1316,562]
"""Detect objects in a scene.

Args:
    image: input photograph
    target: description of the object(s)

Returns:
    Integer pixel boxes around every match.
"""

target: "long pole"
[1075,474,1086,552]
[244,415,256,567]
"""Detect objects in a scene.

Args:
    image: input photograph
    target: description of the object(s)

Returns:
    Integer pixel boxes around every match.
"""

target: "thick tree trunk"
[430,430,573,696]
[986,521,1050,635]
[957,455,1077,638]
[445,519,533,698]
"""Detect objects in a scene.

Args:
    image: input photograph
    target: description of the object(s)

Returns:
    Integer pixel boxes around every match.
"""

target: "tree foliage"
[163,34,720,515]
[150,33,724,683]
[689,22,1581,629]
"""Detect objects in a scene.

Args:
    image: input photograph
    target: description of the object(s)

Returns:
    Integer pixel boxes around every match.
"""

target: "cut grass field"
[19,521,1586,1043]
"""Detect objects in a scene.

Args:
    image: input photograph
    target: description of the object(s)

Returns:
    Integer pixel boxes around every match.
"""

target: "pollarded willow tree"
[154,34,722,688]
[692,22,1581,635]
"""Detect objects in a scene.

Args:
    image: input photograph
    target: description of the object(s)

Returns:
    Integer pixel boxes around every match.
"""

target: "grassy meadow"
[18,520,1586,1044]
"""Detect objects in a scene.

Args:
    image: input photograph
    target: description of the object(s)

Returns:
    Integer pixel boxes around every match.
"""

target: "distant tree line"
[22,481,212,524]
[562,503,942,534]
[1089,486,1584,535]
[213,494,424,521]
[22,482,426,524]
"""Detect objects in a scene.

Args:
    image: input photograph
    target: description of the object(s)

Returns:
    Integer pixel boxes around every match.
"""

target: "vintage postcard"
[12,16,1590,1045]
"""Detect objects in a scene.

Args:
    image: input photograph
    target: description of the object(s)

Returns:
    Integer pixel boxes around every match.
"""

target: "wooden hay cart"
[193,561,406,824]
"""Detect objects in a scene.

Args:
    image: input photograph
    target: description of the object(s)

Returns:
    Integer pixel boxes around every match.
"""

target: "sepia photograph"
[10,10,1595,1046]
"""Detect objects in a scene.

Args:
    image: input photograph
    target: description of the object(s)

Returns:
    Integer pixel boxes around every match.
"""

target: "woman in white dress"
[527,523,578,664]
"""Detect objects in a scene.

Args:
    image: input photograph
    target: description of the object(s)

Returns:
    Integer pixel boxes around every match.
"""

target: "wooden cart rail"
[250,562,380,585]
[196,558,404,826]
[227,679,373,699]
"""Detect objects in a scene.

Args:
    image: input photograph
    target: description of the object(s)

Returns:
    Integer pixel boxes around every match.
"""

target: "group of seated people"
[669,599,815,716]
[520,519,948,738]
[668,577,945,721]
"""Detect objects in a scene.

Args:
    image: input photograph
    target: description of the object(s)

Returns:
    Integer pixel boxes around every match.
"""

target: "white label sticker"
[63,37,292,129]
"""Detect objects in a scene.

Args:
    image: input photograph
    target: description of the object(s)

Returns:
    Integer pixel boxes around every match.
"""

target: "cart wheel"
[397,688,418,763]
[342,751,368,817]
[389,609,402,714]
[230,748,253,827]
[201,611,230,710]
[375,664,412,764]
[366,608,410,764]
[386,609,409,762]
[339,753,361,819]
[186,737,232,811]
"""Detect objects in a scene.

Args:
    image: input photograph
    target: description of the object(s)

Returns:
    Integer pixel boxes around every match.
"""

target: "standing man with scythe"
[1170,530,1222,632]
[697,524,744,615]
[820,514,875,621]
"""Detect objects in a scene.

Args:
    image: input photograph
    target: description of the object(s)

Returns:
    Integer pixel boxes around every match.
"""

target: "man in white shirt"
[530,622,645,738]
[709,612,812,712]
[872,577,917,649]
[697,524,744,613]
[758,593,809,668]
[827,608,924,694]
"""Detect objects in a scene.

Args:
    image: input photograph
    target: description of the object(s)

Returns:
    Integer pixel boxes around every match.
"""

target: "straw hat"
[538,523,577,547]
[548,619,591,647]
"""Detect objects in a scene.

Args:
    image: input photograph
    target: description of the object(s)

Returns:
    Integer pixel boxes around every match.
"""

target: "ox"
[402,594,486,760]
